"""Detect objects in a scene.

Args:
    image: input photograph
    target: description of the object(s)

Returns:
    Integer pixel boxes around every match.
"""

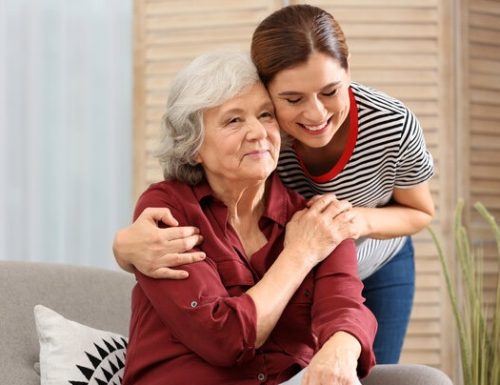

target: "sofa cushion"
[0,261,134,385]
[35,305,127,385]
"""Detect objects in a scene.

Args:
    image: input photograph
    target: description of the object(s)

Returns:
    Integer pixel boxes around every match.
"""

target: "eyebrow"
[277,81,342,97]
[219,101,274,119]
[221,108,244,116]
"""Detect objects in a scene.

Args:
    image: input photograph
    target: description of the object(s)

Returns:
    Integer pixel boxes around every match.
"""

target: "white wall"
[0,0,133,269]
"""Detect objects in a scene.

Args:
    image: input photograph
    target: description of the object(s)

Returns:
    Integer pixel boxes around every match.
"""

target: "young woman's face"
[267,52,351,149]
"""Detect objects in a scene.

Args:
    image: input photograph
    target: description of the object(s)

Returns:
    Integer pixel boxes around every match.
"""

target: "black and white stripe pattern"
[277,82,434,279]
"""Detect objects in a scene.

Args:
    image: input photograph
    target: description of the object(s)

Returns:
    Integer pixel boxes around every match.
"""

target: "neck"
[207,177,267,220]
[206,176,269,259]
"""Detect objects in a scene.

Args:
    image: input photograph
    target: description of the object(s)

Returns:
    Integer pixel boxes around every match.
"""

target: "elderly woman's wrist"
[288,248,322,272]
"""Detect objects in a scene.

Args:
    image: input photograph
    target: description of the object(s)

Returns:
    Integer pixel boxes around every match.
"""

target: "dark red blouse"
[122,173,376,385]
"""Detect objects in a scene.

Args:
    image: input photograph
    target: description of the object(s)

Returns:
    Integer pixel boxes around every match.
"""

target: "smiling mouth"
[245,149,270,157]
[299,116,333,133]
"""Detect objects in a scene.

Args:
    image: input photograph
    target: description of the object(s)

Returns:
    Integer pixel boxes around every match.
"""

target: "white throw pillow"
[34,304,127,385]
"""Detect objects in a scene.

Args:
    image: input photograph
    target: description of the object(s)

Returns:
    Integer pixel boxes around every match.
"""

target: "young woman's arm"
[112,207,206,278]
[352,181,434,239]
[307,181,434,240]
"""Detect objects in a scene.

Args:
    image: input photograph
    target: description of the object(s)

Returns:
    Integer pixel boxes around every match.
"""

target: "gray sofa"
[0,260,453,385]
[0,260,134,385]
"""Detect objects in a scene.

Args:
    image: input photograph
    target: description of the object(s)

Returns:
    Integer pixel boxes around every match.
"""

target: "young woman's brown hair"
[251,4,349,85]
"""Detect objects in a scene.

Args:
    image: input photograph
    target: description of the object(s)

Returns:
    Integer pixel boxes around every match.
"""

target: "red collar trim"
[296,86,358,183]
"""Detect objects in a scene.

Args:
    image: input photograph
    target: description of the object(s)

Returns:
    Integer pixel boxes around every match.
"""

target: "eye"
[286,97,302,104]
[322,88,339,97]
[259,110,275,120]
[225,116,242,125]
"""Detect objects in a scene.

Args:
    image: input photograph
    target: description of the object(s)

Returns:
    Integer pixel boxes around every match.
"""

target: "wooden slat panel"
[343,23,438,38]
[469,28,500,44]
[404,335,442,350]
[469,58,500,74]
[146,26,256,45]
[348,39,438,54]
[469,12,500,30]
[146,10,272,31]
[470,104,500,119]
[146,0,271,15]
[470,43,500,60]
[470,73,500,90]
[304,0,438,7]
[352,69,438,84]
[469,179,500,195]
[467,4,500,385]
[471,134,500,150]
[407,320,442,335]
[401,351,441,366]
[470,89,500,105]
[331,8,439,23]
[471,119,500,134]
[470,0,500,15]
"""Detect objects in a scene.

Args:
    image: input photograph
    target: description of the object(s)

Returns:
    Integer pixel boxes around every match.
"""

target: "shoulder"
[134,179,193,219]
[351,82,409,117]
[140,179,191,203]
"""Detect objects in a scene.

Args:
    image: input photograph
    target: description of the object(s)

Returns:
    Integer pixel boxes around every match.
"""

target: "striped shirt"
[277,82,434,279]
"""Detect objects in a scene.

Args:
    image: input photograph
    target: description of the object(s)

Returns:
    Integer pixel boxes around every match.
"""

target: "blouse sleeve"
[311,239,377,378]
[132,185,258,367]
[395,107,434,188]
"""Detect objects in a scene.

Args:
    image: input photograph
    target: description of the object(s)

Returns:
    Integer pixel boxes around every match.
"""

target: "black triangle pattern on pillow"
[68,336,128,385]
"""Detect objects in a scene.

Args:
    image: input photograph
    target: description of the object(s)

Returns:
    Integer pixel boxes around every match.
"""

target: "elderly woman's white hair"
[158,51,261,185]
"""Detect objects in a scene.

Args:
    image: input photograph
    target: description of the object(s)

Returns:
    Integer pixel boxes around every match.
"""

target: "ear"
[193,152,202,164]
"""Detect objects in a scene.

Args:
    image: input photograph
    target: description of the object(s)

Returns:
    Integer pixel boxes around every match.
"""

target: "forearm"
[303,331,362,385]
[246,249,314,347]
[312,239,377,376]
[321,331,361,365]
[356,203,434,239]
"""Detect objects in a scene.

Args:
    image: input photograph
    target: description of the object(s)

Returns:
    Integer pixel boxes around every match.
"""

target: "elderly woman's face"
[195,83,280,186]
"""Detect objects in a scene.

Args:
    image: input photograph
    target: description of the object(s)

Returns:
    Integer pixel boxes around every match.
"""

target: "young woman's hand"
[112,207,206,279]
[285,194,354,267]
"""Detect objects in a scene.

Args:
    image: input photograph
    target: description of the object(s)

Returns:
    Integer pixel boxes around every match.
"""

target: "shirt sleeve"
[395,107,434,188]
[133,185,258,367]
[311,239,377,378]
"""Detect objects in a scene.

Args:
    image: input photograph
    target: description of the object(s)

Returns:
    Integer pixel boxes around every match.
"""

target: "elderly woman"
[121,51,376,385]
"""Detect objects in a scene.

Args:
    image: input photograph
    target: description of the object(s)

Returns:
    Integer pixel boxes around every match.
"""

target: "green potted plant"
[428,201,499,385]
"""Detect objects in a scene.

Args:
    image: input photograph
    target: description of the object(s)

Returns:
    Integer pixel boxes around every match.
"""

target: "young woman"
[114,4,435,364]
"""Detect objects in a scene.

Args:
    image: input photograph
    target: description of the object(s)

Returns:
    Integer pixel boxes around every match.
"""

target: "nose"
[303,95,327,123]
[246,118,268,141]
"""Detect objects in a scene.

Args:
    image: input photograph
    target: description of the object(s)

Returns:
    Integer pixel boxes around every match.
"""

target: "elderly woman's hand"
[112,207,206,279]
[302,332,361,385]
[284,194,354,267]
